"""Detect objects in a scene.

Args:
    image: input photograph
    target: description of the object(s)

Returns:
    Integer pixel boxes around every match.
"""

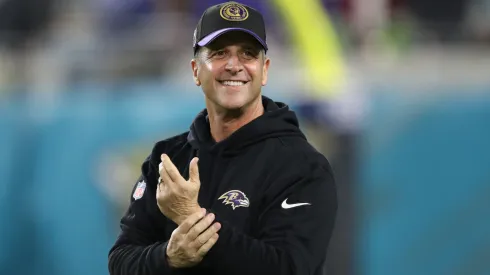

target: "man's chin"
[219,102,246,112]
[216,94,249,110]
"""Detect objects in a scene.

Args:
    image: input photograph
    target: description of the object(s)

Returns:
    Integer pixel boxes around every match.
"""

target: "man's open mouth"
[219,80,248,86]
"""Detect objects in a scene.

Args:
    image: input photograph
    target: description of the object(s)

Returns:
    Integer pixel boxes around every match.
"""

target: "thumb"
[189,157,200,184]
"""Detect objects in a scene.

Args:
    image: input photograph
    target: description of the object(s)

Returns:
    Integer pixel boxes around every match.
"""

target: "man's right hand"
[166,208,221,268]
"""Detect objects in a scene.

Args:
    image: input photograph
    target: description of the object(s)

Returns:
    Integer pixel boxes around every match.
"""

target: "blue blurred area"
[359,88,490,275]
[2,83,490,275]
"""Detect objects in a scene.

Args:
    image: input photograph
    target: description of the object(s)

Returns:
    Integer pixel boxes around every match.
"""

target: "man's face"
[191,32,270,112]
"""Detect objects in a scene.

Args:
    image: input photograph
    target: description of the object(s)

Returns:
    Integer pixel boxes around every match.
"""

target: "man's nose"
[224,55,243,74]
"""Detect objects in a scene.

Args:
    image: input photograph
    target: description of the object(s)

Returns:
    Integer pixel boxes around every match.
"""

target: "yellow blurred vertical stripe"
[270,0,346,99]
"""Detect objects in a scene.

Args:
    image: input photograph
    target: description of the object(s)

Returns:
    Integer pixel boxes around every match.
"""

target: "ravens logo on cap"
[220,2,249,21]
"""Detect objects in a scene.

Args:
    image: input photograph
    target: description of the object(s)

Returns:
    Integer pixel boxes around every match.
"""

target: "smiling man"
[108,2,338,275]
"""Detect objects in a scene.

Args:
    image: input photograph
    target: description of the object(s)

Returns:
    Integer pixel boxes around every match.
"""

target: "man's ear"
[261,56,271,86]
[191,59,201,86]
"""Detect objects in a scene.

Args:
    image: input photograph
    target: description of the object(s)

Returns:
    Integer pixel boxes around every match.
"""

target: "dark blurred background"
[1,0,489,274]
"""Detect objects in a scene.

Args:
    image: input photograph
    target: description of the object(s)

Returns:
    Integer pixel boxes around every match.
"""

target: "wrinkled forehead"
[205,31,264,51]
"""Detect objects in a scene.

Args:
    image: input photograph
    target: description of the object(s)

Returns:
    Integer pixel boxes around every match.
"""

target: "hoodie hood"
[188,96,306,156]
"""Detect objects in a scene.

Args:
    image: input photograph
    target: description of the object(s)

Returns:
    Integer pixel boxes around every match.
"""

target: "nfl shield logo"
[133,181,146,200]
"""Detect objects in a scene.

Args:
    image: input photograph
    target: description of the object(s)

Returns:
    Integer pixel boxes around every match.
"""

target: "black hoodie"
[108,96,338,275]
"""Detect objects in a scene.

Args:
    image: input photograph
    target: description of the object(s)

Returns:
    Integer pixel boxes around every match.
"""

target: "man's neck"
[207,96,264,142]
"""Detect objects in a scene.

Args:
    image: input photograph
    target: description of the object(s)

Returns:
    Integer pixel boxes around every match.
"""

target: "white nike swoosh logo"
[281,198,311,209]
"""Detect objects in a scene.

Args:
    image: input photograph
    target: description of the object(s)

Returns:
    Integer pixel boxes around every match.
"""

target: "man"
[108,2,337,274]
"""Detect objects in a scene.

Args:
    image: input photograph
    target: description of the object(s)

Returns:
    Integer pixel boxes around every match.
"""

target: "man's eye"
[214,50,226,57]
[243,50,257,58]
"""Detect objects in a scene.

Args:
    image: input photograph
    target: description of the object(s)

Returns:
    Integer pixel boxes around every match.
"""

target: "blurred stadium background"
[1,0,489,274]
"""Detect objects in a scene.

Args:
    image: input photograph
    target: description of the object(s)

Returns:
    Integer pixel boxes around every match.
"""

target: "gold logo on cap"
[220,2,249,21]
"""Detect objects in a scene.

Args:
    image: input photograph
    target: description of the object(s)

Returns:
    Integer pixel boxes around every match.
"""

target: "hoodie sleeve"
[201,163,338,275]
[108,173,177,275]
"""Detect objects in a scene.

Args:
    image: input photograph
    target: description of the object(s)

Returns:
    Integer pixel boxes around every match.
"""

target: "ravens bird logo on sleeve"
[218,190,250,210]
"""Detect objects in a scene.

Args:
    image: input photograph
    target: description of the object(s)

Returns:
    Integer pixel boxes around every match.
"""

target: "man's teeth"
[222,81,246,86]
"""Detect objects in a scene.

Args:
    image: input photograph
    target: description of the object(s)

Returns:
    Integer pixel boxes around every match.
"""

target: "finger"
[157,177,162,192]
[159,162,164,174]
[157,177,168,193]
[196,233,219,258]
[176,208,207,235]
[193,222,221,248]
[188,157,200,184]
[158,163,167,186]
[162,154,183,182]
[160,163,173,188]
[186,213,215,241]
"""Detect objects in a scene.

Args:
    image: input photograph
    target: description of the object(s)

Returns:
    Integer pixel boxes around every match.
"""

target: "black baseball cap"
[193,1,268,54]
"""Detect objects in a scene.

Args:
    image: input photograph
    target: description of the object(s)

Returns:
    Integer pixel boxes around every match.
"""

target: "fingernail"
[208,213,215,220]
[201,208,206,216]
[214,222,221,230]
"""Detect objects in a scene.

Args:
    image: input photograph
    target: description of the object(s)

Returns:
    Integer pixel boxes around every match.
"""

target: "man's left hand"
[157,154,201,225]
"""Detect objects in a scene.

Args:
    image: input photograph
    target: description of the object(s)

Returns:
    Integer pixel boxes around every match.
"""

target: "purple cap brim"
[197,28,268,51]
